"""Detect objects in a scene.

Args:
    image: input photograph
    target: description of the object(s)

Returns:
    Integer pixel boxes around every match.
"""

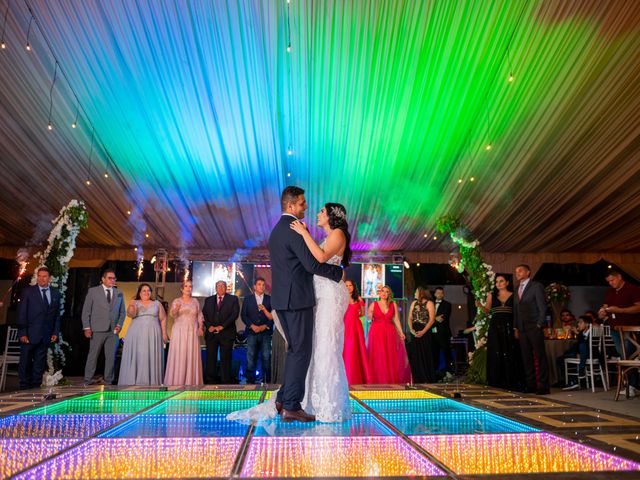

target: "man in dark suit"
[17,266,61,389]
[431,286,453,378]
[513,264,550,394]
[269,186,343,422]
[241,277,274,384]
[81,269,126,385]
[203,280,240,384]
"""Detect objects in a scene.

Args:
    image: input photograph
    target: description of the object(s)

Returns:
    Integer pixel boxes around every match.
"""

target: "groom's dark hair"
[281,186,304,210]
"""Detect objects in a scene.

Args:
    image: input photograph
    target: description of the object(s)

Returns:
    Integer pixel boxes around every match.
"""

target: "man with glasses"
[81,269,126,385]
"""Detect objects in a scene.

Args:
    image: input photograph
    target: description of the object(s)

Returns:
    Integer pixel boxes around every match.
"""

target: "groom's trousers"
[275,308,314,411]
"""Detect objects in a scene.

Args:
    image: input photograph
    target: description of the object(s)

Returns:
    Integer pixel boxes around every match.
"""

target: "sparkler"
[0,250,30,307]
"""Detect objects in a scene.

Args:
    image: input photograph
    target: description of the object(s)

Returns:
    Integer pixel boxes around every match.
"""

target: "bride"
[228,203,352,423]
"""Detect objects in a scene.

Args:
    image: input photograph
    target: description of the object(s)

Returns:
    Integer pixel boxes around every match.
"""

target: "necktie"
[41,288,49,306]
[518,283,525,300]
[106,289,112,303]
[217,296,222,309]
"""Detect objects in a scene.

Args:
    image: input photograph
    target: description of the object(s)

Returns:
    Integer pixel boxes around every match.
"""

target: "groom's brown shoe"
[275,401,283,415]
[282,409,316,423]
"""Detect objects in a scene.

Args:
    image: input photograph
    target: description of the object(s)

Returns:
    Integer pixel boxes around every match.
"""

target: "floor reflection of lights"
[13,437,243,479]
[4,389,639,479]
[240,436,445,477]
[0,414,128,438]
[21,400,159,415]
[99,414,249,437]
[361,398,477,413]
[350,390,442,400]
[412,433,640,474]
[0,438,80,479]
[252,413,392,437]
[381,411,539,435]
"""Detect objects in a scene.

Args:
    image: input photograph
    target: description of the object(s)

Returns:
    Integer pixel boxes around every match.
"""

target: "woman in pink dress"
[343,280,369,384]
[164,280,204,386]
[367,285,412,384]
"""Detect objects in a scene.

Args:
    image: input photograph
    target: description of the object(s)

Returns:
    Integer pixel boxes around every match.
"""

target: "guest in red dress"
[367,286,412,384]
[343,280,369,384]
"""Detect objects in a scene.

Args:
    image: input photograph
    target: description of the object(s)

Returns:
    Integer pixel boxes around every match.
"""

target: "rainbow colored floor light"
[1,388,638,478]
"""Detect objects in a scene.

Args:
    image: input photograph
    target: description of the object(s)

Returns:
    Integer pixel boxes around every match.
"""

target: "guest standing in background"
[241,277,273,384]
[407,287,436,383]
[367,286,412,384]
[431,287,453,379]
[343,280,369,384]
[513,264,550,394]
[203,281,240,384]
[118,284,168,386]
[483,274,523,390]
[82,269,126,386]
[164,280,203,386]
[17,267,61,389]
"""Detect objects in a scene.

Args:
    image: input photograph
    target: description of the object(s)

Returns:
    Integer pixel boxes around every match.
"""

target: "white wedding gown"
[227,251,351,423]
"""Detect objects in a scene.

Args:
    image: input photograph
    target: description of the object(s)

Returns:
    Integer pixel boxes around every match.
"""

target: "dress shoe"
[281,409,316,423]
[275,401,283,415]
[536,388,550,395]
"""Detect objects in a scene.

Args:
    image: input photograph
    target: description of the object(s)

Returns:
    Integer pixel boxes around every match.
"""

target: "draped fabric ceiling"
[0,0,639,264]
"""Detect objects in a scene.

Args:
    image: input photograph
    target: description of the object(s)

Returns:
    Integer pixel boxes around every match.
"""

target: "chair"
[0,326,21,392]
[614,326,640,401]
[564,325,608,392]
[450,337,469,375]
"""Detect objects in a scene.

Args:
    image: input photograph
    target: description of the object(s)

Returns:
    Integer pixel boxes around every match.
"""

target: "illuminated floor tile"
[172,390,264,400]
[14,437,243,479]
[518,410,640,428]
[0,414,128,438]
[361,398,478,414]
[412,433,640,475]
[145,399,259,414]
[99,414,249,437]
[350,390,442,400]
[589,434,640,455]
[21,400,158,415]
[381,411,538,435]
[240,436,444,477]
[78,391,175,401]
[252,414,392,437]
[0,438,79,478]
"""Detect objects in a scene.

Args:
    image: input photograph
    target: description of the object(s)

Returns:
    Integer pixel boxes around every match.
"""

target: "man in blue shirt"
[241,277,273,383]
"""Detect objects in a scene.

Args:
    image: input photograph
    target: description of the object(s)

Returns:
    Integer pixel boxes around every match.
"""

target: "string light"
[25,14,33,51]
[0,0,9,49]
[47,62,58,131]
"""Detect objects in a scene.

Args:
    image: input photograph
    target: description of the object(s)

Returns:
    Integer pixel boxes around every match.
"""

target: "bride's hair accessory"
[330,206,346,219]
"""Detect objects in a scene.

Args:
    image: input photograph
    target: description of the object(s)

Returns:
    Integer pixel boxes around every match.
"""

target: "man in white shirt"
[241,277,274,383]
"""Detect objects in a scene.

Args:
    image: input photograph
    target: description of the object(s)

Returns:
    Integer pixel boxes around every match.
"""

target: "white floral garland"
[31,199,87,386]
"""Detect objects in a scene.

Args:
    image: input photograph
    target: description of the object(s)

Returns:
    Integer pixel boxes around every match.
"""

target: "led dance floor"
[1,387,638,479]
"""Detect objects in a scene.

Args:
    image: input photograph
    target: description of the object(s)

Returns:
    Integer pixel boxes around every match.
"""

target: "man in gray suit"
[513,264,550,394]
[82,269,126,385]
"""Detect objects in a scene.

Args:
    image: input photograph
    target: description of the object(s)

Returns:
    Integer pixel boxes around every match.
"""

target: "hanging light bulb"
[485,144,492,151]
[71,122,77,129]
[47,123,53,131]
[103,172,109,178]
[287,43,291,53]
[508,72,514,82]
[470,176,475,182]
[127,210,131,215]
[1,42,6,49]
[287,146,293,156]
[25,42,31,51]
[286,172,291,177]
[85,179,91,186]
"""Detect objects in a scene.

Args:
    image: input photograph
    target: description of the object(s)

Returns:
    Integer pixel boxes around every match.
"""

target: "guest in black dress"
[407,287,436,383]
[484,275,523,390]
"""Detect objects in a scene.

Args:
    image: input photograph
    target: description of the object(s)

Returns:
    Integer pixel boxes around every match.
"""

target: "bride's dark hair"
[325,202,352,267]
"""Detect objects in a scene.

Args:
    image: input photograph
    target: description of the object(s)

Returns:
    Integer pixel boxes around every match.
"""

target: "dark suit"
[241,293,273,383]
[268,214,343,411]
[514,279,549,391]
[17,284,61,389]
[431,299,453,375]
[203,293,240,383]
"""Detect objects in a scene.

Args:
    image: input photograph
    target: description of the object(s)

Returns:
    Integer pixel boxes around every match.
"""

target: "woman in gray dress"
[118,283,168,385]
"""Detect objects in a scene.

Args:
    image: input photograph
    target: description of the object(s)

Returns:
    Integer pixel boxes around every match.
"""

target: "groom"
[269,186,343,422]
